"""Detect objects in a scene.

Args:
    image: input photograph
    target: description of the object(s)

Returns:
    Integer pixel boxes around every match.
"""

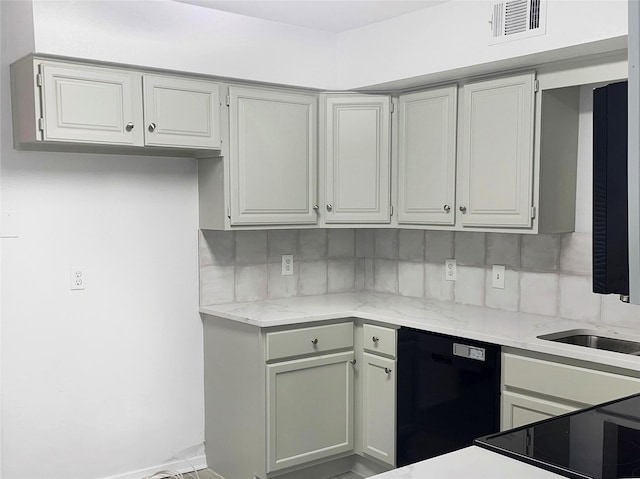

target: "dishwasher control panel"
[453,343,486,361]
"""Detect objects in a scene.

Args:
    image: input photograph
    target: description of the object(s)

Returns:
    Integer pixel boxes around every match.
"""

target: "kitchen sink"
[537,329,640,355]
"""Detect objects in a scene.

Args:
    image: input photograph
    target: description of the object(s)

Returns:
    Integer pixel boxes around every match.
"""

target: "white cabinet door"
[266,352,354,472]
[398,86,457,225]
[229,87,318,225]
[459,73,535,227]
[362,352,396,466]
[41,63,143,146]
[502,391,578,430]
[143,75,221,149]
[322,95,391,224]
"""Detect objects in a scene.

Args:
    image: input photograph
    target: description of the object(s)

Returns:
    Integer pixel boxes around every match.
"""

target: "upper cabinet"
[143,75,220,149]
[228,87,317,226]
[458,73,535,228]
[397,86,457,226]
[321,94,392,224]
[11,56,222,153]
[25,62,144,147]
[394,71,581,234]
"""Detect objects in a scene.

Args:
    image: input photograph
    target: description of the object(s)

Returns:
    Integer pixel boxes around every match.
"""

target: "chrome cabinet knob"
[326,204,333,211]
[384,367,392,374]
[125,122,134,132]
[313,205,319,212]
[148,122,157,132]
[311,338,318,345]
[459,205,467,213]
[443,204,451,213]
[349,358,357,365]
[372,336,379,343]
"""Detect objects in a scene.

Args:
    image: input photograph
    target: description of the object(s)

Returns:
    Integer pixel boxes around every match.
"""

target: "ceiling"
[174,0,450,32]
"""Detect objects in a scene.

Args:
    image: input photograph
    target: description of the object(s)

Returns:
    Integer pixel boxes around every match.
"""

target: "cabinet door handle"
[443,204,451,213]
[349,358,357,365]
[326,204,333,211]
[148,122,157,132]
[459,205,467,213]
[384,367,392,374]
[311,338,318,345]
[125,122,134,132]
[313,205,319,211]
[372,336,380,343]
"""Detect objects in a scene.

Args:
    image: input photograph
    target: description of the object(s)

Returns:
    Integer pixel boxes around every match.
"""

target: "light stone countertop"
[366,446,565,479]
[200,291,640,372]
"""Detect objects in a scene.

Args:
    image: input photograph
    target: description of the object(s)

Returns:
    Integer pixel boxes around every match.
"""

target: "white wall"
[1,2,205,479]
[31,0,338,90]
[337,0,628,89]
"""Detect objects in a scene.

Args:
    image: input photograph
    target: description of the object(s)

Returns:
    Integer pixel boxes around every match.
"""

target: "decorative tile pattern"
[486,233,520,268]
[521,234,560,272]
[424,231,454,264]
[398,261,424,298]
[328,229,355,258]
[399,229,425,262]
[454,232,485,266]
[267,230,298,263]
[298,261,328,296]
[328,259,356,293]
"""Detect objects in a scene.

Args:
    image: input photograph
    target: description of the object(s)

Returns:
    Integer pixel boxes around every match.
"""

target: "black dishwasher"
[396,327,501,466]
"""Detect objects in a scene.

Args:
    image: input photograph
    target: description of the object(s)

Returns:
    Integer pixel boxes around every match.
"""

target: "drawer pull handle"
[384,367,392,374]
[349,358,357,365]
[372,336,380,343]
[311,338,318,345]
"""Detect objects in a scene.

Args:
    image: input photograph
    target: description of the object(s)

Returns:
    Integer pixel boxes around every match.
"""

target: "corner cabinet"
[11,56,222,153]
[320,94,392,224]
[397,86,458,226]
[458,73,536,228]
[228,87,318,226]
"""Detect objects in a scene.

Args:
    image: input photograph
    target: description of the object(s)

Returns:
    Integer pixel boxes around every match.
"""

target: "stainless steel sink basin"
[537,329,640,355]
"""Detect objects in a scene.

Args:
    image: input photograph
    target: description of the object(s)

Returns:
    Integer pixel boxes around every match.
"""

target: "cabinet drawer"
[363,324,396,358]
[266,323,354,361]
[503,353,640,406]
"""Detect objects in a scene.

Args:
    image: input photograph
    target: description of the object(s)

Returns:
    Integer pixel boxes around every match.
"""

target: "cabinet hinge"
[227,206,231,219]
[37,117,44,131]
[534,79,539,93]
[390,205,394,216]
[531,206,536,219]
[225,95,230,107]
[390,102,395,113]
[36,73,43,87]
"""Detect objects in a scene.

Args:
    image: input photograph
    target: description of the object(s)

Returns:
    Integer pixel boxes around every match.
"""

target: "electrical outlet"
[492,265,505,289]
[445,259,456,281]
[70,267,86,290]
[281,255,294,276]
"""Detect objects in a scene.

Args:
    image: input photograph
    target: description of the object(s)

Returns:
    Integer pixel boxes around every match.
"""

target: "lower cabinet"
[361,352,396,465]
[502,390,578,429]
[501,349,640,430]
[267,352,355,472]
[203,317,397,479]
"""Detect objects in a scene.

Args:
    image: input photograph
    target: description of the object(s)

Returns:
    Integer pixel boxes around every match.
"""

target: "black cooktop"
[475,393,640,479]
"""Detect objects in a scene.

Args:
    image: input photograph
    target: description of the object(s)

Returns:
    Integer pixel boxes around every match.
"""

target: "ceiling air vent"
[490,0,547,44]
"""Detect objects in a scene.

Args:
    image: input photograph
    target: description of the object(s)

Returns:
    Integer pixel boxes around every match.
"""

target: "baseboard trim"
[104,454,208,479]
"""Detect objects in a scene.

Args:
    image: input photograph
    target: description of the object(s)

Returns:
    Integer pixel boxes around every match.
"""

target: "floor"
[194,469,365,479]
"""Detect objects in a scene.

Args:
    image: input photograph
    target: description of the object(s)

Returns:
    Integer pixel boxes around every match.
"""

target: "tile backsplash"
[199,228,640,329]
